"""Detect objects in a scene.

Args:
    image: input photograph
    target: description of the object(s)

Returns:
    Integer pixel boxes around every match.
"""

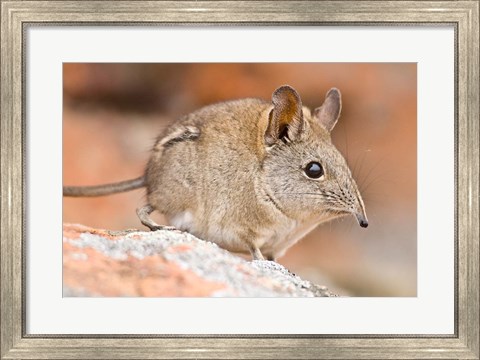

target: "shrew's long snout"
[351,184,368,228]
[356,212,369,228]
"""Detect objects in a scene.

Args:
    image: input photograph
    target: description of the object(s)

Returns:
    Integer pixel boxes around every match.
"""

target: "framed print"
[1,1,479,359]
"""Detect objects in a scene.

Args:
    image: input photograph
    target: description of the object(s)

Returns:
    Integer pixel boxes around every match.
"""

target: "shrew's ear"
[313,88,342,132]
[264,85,304,146]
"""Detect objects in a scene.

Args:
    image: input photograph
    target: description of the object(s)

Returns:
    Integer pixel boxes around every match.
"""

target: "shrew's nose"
[355,213,369,228]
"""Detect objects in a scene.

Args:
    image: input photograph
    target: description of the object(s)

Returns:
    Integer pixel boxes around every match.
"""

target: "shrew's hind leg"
[136,204,178,231]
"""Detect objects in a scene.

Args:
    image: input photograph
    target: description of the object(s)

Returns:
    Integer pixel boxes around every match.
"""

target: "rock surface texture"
[63,224,336,297]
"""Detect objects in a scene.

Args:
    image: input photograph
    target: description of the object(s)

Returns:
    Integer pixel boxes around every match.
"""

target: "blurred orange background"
[63,63,417,296]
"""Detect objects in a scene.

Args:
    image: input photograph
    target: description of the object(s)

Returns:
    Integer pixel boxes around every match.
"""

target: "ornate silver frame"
[1,1,479,358]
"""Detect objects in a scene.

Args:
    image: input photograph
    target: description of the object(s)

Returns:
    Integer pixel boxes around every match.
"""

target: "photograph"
[62,63,417,297]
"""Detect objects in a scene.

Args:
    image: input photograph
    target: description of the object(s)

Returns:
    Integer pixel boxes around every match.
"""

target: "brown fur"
[64,85,367,260]
[144,85,367,260]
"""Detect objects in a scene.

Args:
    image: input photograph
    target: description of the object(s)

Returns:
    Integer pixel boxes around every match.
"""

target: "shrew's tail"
[63,176,146,197]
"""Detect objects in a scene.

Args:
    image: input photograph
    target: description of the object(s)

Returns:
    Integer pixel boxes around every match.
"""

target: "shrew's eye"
[305,162,324,179]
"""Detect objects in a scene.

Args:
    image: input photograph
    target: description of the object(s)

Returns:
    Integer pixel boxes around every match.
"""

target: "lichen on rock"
[63,223,336,297]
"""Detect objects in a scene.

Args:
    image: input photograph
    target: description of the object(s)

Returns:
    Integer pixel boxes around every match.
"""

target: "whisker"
[342,121,349,167]
[357,157,384,192]
[275,192,326,197]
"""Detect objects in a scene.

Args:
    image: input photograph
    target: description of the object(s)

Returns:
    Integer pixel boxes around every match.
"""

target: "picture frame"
[1,1,478,358]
